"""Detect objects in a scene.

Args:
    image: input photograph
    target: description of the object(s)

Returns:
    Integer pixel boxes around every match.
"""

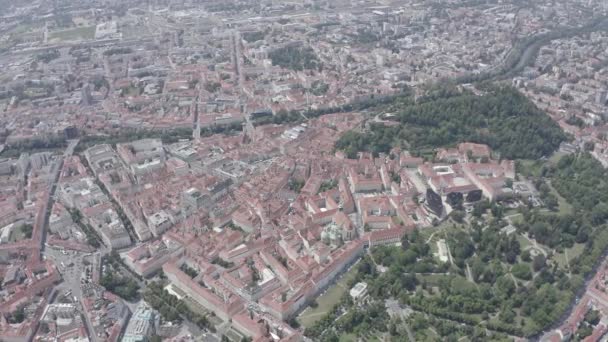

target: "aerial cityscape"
[1,0,608,341]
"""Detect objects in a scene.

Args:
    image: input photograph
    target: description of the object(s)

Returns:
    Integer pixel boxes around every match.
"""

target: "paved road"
[45,246,99,342]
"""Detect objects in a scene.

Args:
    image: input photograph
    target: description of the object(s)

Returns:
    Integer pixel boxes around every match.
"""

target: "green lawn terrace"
[297,264,359,328]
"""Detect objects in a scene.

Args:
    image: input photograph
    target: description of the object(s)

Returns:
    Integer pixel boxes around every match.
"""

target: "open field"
[48,26,95,41]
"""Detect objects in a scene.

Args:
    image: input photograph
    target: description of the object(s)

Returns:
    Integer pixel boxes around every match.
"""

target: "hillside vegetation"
[335,85,566,160]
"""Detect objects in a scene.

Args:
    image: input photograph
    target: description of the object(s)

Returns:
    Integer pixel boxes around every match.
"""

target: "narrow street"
[40,139,102,340]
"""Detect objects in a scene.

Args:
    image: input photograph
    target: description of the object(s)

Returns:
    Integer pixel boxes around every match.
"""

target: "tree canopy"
[269,45,321,71]
[335,85,566,159]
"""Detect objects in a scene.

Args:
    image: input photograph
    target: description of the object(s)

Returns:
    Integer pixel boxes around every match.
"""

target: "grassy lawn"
[421,219,456,243]
[297,264,359,328]
[426,221,465,262]
[547,182,573,216]
[553,243,585,269]
[430,239,440,256]
[509,213,524,225]
[9,224,31,242]
[6,23,38,37]
[9,228,25,243]
[516,234,533,250]
[548,151,567,165]
[419,225,441,242]
[339,333,357,342]
[48,26,95,41]
[450,276,478,293]
[518,159,543,178]
[517,233,552,257]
